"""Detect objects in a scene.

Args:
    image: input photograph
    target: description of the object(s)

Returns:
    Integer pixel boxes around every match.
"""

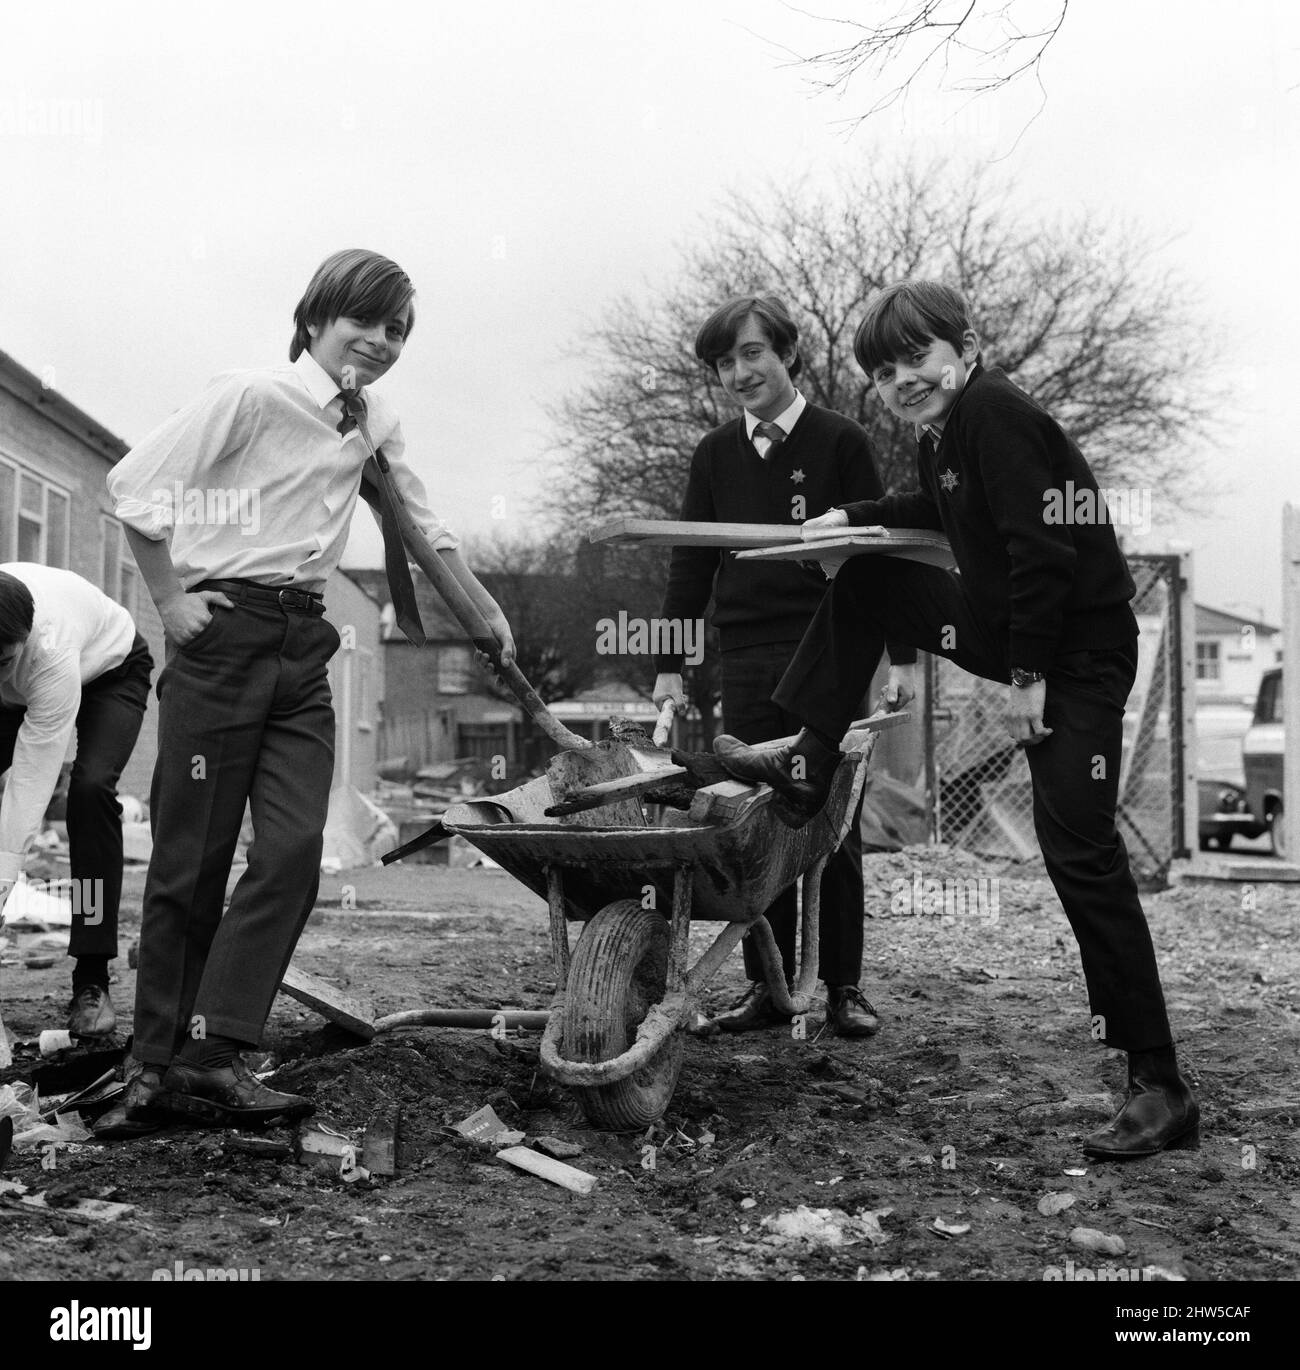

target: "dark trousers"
[0,632,152,960]
[774,555,1172,1050]
[722,642,865,987]
[132,594,338,1065]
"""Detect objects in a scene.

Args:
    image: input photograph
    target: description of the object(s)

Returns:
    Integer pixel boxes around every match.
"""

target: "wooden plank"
[279,965,377,1039]
[545,767,688,817]
[590,518,953,568]
[689,780,772,825]
[361,1107,401,1177]
[496,1144,598,1195]
[589,517,810,548]
[737,531,955,570]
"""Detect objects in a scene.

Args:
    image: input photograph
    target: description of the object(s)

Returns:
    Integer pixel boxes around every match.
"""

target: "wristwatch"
[1010,667,1045,688]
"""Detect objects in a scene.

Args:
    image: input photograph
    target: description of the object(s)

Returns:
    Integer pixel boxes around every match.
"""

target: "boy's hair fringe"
[854,280,976,375]
[695,295,803,381]
[0,570,35,647]
[290,249,416,362]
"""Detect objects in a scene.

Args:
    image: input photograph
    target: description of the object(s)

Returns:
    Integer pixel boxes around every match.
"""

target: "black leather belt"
[195,578,326,616]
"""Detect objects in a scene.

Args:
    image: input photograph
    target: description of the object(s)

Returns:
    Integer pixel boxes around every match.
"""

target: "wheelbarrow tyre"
[563,898,684,1131]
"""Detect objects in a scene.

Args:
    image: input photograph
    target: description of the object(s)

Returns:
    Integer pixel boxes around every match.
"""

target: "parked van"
[1243,668,1285,857]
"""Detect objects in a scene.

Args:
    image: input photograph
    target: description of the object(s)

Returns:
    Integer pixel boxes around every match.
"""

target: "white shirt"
[0,564,136,881]
[744,390,807,458]
[106,351,458,592]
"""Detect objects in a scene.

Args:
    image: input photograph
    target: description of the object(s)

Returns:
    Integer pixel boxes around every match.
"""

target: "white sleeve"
[107,373,254,539]
[0,650,81,881]
[379,419,460,552]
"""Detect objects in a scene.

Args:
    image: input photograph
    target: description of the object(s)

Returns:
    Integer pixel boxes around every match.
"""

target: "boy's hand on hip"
[160,590,234,646]
[0,878,15,927]
[1005,679,1053,746]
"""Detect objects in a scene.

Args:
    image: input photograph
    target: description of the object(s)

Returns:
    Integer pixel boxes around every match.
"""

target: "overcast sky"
[3,0,1295,622]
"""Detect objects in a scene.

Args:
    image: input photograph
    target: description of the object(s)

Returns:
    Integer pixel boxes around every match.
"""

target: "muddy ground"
[1,849,1298,1292]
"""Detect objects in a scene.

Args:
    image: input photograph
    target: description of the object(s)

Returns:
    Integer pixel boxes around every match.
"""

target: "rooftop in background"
[1196,604,1280,636]
[0,347,128,466]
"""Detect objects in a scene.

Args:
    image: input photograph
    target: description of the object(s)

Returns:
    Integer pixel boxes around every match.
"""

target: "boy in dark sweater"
[713,280,1197,1157]
[653,295,915,1036]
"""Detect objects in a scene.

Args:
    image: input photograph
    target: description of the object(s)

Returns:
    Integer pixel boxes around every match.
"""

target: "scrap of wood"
[689,779,772,826]
[544,767,687,817]
[589,517,816,549]
[736,530,955,570]
[279,965,376,1039]
[0,1179,133,1223]
[496,1145,597,1195]
[362,1107,401,1178]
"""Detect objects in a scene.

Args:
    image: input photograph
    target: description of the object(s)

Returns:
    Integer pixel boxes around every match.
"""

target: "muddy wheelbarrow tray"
[439,720,893,1130]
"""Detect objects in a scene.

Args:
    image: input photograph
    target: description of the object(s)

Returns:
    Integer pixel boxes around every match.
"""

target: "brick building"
[0,346,382,806]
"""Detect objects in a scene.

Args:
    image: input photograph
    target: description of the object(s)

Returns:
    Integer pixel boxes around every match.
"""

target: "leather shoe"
[712,729,842,829]
[67,984,117,1039]
[92,1060,169,1140]
[162,1058,314,1128]
[1081,1047,1199,1159]
[711,981,793,1033]
[826,985,880,1038]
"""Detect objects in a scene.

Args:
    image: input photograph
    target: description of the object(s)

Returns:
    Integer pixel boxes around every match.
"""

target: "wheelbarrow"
[428,713,903,1130]
[357,469,906,1128]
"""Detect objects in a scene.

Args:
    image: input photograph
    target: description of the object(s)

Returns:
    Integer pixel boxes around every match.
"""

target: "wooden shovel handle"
[360,468,592,753]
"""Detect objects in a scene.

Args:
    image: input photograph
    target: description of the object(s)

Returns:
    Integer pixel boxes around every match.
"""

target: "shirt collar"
[744,389,806,441]
[921,362,981,443]
[292,350,349,411]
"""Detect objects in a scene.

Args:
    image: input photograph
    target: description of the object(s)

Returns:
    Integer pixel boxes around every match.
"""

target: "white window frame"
[0,454,72,568]
[100,515,139,617]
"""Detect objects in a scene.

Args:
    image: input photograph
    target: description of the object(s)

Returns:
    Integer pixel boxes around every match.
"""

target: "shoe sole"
[162,1091,315,1129]
[1081,1121,1201,1159]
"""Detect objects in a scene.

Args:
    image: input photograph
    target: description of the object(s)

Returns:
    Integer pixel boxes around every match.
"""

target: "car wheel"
[1268,803,1286,860]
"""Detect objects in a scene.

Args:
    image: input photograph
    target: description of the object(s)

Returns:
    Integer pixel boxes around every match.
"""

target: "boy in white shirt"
[100,249,513,1137]
[0,564,152,1037]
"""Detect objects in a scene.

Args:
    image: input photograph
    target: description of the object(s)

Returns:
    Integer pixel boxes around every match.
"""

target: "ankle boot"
[712,728,842,828]
[1081,1045,1199,1159]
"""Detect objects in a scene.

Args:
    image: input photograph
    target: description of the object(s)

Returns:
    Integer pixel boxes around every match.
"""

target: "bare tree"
[788,0,1070,127]
[546,159,1216,532]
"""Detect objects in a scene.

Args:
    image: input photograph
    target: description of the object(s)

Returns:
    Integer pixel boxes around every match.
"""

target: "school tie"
[754,420,785,458]
[338,391,427,646]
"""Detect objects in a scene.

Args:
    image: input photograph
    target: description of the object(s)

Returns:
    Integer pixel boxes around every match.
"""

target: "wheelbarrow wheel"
[563,899,683,1131]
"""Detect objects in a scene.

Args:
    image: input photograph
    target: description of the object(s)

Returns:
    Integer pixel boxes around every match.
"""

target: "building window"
[436,645,474,695]
[457,723,508,761]
[1195,640,1220,682]
[0,459,71,567]
[356,647,375,731]
[100,517,139,616]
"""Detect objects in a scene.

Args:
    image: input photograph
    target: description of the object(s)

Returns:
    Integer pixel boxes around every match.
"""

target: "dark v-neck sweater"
[840,364,1138,672]
[655,402,916,671]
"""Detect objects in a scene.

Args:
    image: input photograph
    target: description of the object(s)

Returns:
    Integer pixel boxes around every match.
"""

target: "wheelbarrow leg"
[666,861,692,994]
[747,852,828,1019]
[544,864,570,988]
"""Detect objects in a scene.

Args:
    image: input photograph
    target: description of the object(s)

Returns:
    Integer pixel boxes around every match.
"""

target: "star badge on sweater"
[939,467,959,492]
[790,469,805,484]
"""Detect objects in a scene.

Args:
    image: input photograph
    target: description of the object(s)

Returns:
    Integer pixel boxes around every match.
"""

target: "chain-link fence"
[929,555,1189,883]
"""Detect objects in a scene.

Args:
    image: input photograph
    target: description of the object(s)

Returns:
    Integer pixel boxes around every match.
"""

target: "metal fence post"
[1284,506,1300,861]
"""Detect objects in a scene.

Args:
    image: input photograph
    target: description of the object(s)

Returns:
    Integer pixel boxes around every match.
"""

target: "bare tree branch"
[785,0,1068,128]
